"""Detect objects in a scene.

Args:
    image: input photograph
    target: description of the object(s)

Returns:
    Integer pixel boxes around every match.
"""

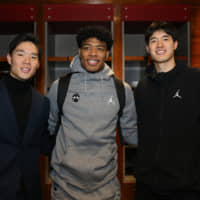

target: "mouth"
[87,59,99,66]
[21,67,31,73]
[156,49,166,55]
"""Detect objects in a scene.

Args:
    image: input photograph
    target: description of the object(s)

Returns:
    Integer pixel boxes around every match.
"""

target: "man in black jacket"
[0,33,53,200]
[134,21,200,200]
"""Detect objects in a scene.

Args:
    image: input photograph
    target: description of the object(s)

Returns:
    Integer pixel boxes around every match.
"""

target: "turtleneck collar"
[4,74,32,94]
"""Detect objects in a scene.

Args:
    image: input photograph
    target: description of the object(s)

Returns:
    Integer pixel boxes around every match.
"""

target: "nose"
[89,47,97,56]
[157,40,163,47]
[24,55,31,63]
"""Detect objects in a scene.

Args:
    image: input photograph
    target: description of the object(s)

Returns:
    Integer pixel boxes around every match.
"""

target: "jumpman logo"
[107,96,115,105]
[173,89,182,99]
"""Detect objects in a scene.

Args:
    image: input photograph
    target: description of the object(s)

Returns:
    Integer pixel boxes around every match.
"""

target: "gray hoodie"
[47,55,137,198]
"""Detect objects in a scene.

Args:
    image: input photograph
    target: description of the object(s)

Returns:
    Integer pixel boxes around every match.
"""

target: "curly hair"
[76,26,113,51]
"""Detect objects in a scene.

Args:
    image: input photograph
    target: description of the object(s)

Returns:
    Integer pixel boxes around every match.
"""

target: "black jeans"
[134,183,200,200]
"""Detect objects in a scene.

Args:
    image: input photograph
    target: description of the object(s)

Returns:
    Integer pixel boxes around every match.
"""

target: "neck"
[5,74,31,92]
[155,59,176,73]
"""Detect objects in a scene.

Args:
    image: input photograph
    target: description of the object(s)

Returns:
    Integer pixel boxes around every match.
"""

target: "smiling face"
[7,41,40,81]
[78,37,109,73]
[146,30,178,72]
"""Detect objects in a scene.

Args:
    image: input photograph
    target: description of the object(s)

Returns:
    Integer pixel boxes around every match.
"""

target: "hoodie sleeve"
[119,82,138,146]
[47,80,59,135]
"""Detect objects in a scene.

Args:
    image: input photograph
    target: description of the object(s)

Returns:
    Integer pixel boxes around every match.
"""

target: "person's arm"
[40,81,59,156]
[40,97,55,155]
[119,82,138,146]
[47,80,59,136]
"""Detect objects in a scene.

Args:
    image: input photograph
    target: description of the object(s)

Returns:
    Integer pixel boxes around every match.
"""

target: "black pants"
[135,183,200,200]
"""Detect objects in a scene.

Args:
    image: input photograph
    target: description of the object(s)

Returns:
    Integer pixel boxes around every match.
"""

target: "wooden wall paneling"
[35,1,52,200]
[113,2,123,79]
[120,0,200,6]
[35,1,52,199]
[35,0,46,94]
[42,0,114,4]
[123,182,136,200]
[112,2,126,200]
[0,0,36,4]
[190,6,200,68]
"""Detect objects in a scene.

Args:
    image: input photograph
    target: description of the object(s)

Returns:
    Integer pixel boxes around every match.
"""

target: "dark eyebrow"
[150,34,169,41]
[31,53,39,57]
[82,43,106,48]
[15,49,25,53]
[15,49,38,57]
[149,36,157,41]
[162,34,169,38]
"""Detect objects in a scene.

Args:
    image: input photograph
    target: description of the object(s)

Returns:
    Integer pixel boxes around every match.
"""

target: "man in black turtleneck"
[5,75,32,140]
[134,22,200,200]
[0,33,52,200]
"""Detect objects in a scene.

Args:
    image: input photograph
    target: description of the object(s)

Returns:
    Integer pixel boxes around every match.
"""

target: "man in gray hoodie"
[47,26,137,200]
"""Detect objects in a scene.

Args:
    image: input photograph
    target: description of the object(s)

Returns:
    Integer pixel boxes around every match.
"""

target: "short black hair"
[8,33,41,60]
[76,26,113,51]
[145,21,177,45]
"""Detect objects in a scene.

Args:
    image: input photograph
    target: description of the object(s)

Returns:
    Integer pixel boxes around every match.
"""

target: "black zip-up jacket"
[134,62,200,193]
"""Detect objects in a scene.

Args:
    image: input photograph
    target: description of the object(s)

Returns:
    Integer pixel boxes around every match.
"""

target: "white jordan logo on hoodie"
[107,96,115,105]
[173,89,182,99]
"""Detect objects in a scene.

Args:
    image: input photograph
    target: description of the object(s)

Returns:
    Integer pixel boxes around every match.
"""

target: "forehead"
[150,29,170,38]
[14,41,38,53]
[82,37,107,46]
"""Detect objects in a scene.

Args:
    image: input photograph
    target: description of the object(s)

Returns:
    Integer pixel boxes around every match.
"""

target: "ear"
[174,40,178,50]
[146,45,150,54]
[36,62,40,70]
[105,51,109,60]
[7,54,12,65]
[78,49,81,56]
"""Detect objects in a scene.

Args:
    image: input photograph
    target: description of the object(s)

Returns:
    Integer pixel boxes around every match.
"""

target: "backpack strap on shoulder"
[57,73,73,116]
[53,73,73,136]
[113,76,125,119]
[113,76,126,144]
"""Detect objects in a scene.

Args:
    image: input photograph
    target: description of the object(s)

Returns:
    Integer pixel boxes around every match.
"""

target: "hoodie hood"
[69,55,114,80]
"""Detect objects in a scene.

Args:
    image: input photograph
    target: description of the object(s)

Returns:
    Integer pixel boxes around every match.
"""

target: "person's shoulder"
[32,88,49,101]
[48,79,59,92]
[187,66,200,72]
[0,78,6,91]
[184,65,200,77]
[121,80,134,98]
[120,80,132,91]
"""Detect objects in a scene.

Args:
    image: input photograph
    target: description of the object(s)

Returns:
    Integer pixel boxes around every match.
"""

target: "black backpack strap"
[113,76,126,144]
[57,73,73,115]
[113,76,125,119]
[53,73,72,136]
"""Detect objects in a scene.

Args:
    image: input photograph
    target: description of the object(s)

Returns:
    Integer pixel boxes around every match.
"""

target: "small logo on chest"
[72,93,80,102]
[107,96,116,105]
[173,89,182,99]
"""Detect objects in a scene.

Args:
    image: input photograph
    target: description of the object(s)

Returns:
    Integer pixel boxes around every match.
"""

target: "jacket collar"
[145,61,188,86]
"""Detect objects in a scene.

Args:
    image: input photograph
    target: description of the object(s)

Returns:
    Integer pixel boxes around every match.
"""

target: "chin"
[86,67,99,73]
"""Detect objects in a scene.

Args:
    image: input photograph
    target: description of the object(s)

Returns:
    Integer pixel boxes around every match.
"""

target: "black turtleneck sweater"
[4,75,32,138]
